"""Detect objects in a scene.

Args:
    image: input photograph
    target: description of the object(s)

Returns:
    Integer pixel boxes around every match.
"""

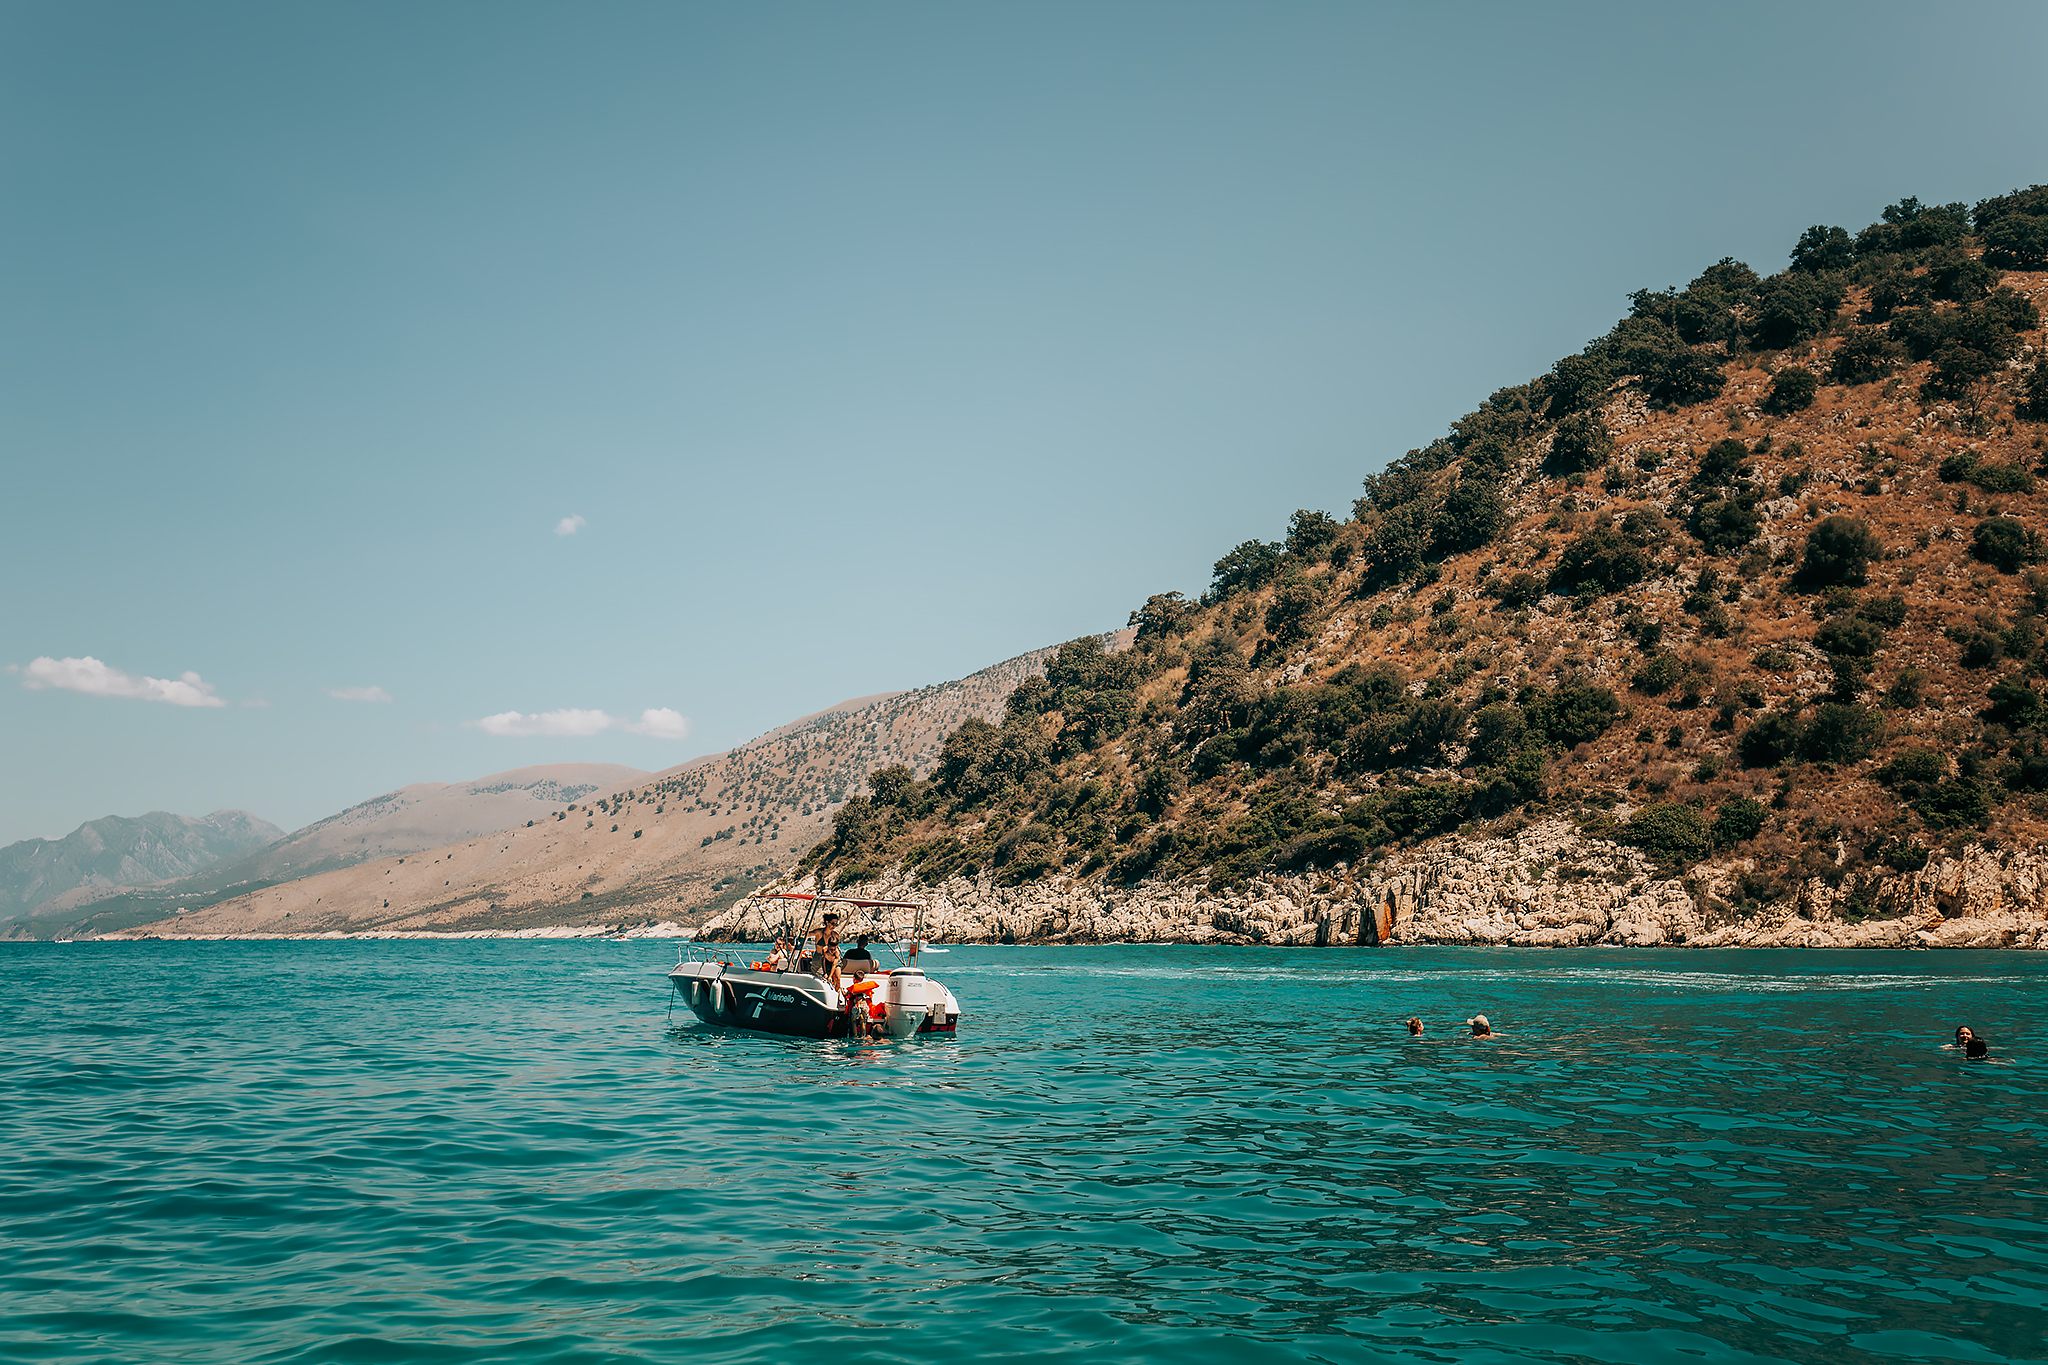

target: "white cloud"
[554,514,586,537]
[625,707,689,739]
[10,656,226,708]
[467,706,690,740]
[329,686,394,703]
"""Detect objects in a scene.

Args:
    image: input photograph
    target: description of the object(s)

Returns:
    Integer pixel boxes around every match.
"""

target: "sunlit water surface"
[1,942,2042,1364]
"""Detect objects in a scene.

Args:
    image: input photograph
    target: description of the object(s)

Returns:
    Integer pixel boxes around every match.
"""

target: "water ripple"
[0,942,2041,1363]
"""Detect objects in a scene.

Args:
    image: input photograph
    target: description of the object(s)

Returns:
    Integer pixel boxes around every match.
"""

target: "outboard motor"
[883,968,930,1037]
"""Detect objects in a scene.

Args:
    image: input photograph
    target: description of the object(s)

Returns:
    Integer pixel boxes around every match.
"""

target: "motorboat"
[668,892,961,1039]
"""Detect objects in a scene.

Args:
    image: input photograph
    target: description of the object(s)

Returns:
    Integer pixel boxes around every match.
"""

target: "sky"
[3,1,2044,846]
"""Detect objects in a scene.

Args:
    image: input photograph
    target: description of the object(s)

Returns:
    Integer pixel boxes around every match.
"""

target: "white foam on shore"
[83,921,699,943]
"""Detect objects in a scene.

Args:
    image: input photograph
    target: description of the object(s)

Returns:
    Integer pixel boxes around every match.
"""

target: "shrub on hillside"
[1798,703,1883,765]
[1923,246,1999,303]
[2024,364,2048,422]
[1801,516,1883,585]
[1691,498,1762,556]
[1738,709,1804,767]
[1433,479,1508,554]
[1547,410,1615,475]
[1264,577,1322,645]
[1466,703,1528,768]
[1976,185,2048,270]
[1815,615,1885,659]
[1622,802,1710,865]
[1527,682,1621,749]
[1284,509,1340,560]
[1829,329,1906,385]
[1712,797,1768,846]
[1764,367,1818,413]
[1695,438,1752,486]
[1491,570,1545,608]
[1974,517,2038,574]
[1548,526,1652,596]
[1747,273,1846,351]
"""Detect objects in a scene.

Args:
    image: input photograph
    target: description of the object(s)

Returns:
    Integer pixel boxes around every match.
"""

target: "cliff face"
[707,824,2048,950]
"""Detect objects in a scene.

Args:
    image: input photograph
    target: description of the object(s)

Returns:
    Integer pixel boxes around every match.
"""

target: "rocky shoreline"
[702,819,2048,950]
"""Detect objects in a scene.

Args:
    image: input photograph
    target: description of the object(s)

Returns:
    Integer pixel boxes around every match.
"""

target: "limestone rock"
[698,818,2048,950]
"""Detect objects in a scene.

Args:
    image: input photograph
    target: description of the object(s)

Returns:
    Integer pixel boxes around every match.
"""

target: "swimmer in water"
[1468,1015,1492,1036]
[1407,1018,1424,1035]
[1955,1025,1989,1059]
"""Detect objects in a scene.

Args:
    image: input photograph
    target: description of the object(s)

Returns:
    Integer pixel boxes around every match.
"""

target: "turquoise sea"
[1,942,2042,1364]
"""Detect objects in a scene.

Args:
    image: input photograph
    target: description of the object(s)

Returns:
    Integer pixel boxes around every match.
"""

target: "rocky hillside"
[0,810,281,920]
[751,187,2048,947]
[120,638,1103,938]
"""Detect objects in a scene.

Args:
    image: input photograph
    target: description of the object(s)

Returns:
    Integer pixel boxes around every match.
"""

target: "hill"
[8,764,646,939]
[0,810,281,921]
[719,187,2048,949]
[119,638,1101,937]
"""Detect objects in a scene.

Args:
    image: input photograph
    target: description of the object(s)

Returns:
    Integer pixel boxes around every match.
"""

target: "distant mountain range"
[104,637,1104,938]
[2,764,647,938]
[0,810,282,918]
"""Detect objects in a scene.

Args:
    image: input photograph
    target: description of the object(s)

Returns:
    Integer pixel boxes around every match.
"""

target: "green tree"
[1466,703,1528,767]
[1208,540,1284,599]
[1128,591,1191,642]
[1801,516,1883,586]
[1790,224,1853,274]
[1711,798,1768,846]
[1527,683,1621,748]
[1264,577,1322,644]
[1690,498,1762,556]
[1798,703,1882,764]
[1975,184,2048,269]
[1764,367,1818,413]
[1622,802,1710,864]
[1829,329,1906,385]
[1548,526,1652,596]
[1284,509,1340,560]
[1433,478,1508,554]
[1547,410,1615,474]
[1747,272,1846,350]
[1973,517,2038,574]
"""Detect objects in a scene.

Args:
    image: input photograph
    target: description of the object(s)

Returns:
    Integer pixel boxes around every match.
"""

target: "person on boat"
[811,913,841,980]
[842,934,878,975]
[1468,1016,1492,1036]
[844,975,881,1039]
[1956,1026,1989,1059]
[763,939,789,972]
[1407,1018,1424,1035]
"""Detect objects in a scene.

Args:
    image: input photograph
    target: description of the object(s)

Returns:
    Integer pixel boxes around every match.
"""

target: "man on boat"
[842,933,878,975]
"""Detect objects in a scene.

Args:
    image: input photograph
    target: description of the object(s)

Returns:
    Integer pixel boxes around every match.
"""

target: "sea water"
[1,942,2041,1364]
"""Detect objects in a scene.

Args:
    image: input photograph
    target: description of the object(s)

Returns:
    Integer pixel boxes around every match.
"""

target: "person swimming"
[1407,1018,1424,1035]
[1468,1015,1492,1036]
[1956,1025,1989,1059]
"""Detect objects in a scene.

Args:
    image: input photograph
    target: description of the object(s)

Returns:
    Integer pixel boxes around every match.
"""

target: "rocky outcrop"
[701,819,2048,949]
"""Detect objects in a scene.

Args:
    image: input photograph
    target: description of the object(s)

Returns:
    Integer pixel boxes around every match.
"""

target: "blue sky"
[3,1,2044,844]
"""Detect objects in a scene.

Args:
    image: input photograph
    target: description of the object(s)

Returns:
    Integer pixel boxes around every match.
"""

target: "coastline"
[703,819,2048,950]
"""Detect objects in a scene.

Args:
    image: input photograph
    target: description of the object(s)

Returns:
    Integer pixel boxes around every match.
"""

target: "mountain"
[121,638,1103,936]
[11,764,645,938]
[728,187,2048,947]
[0,810,282,918]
